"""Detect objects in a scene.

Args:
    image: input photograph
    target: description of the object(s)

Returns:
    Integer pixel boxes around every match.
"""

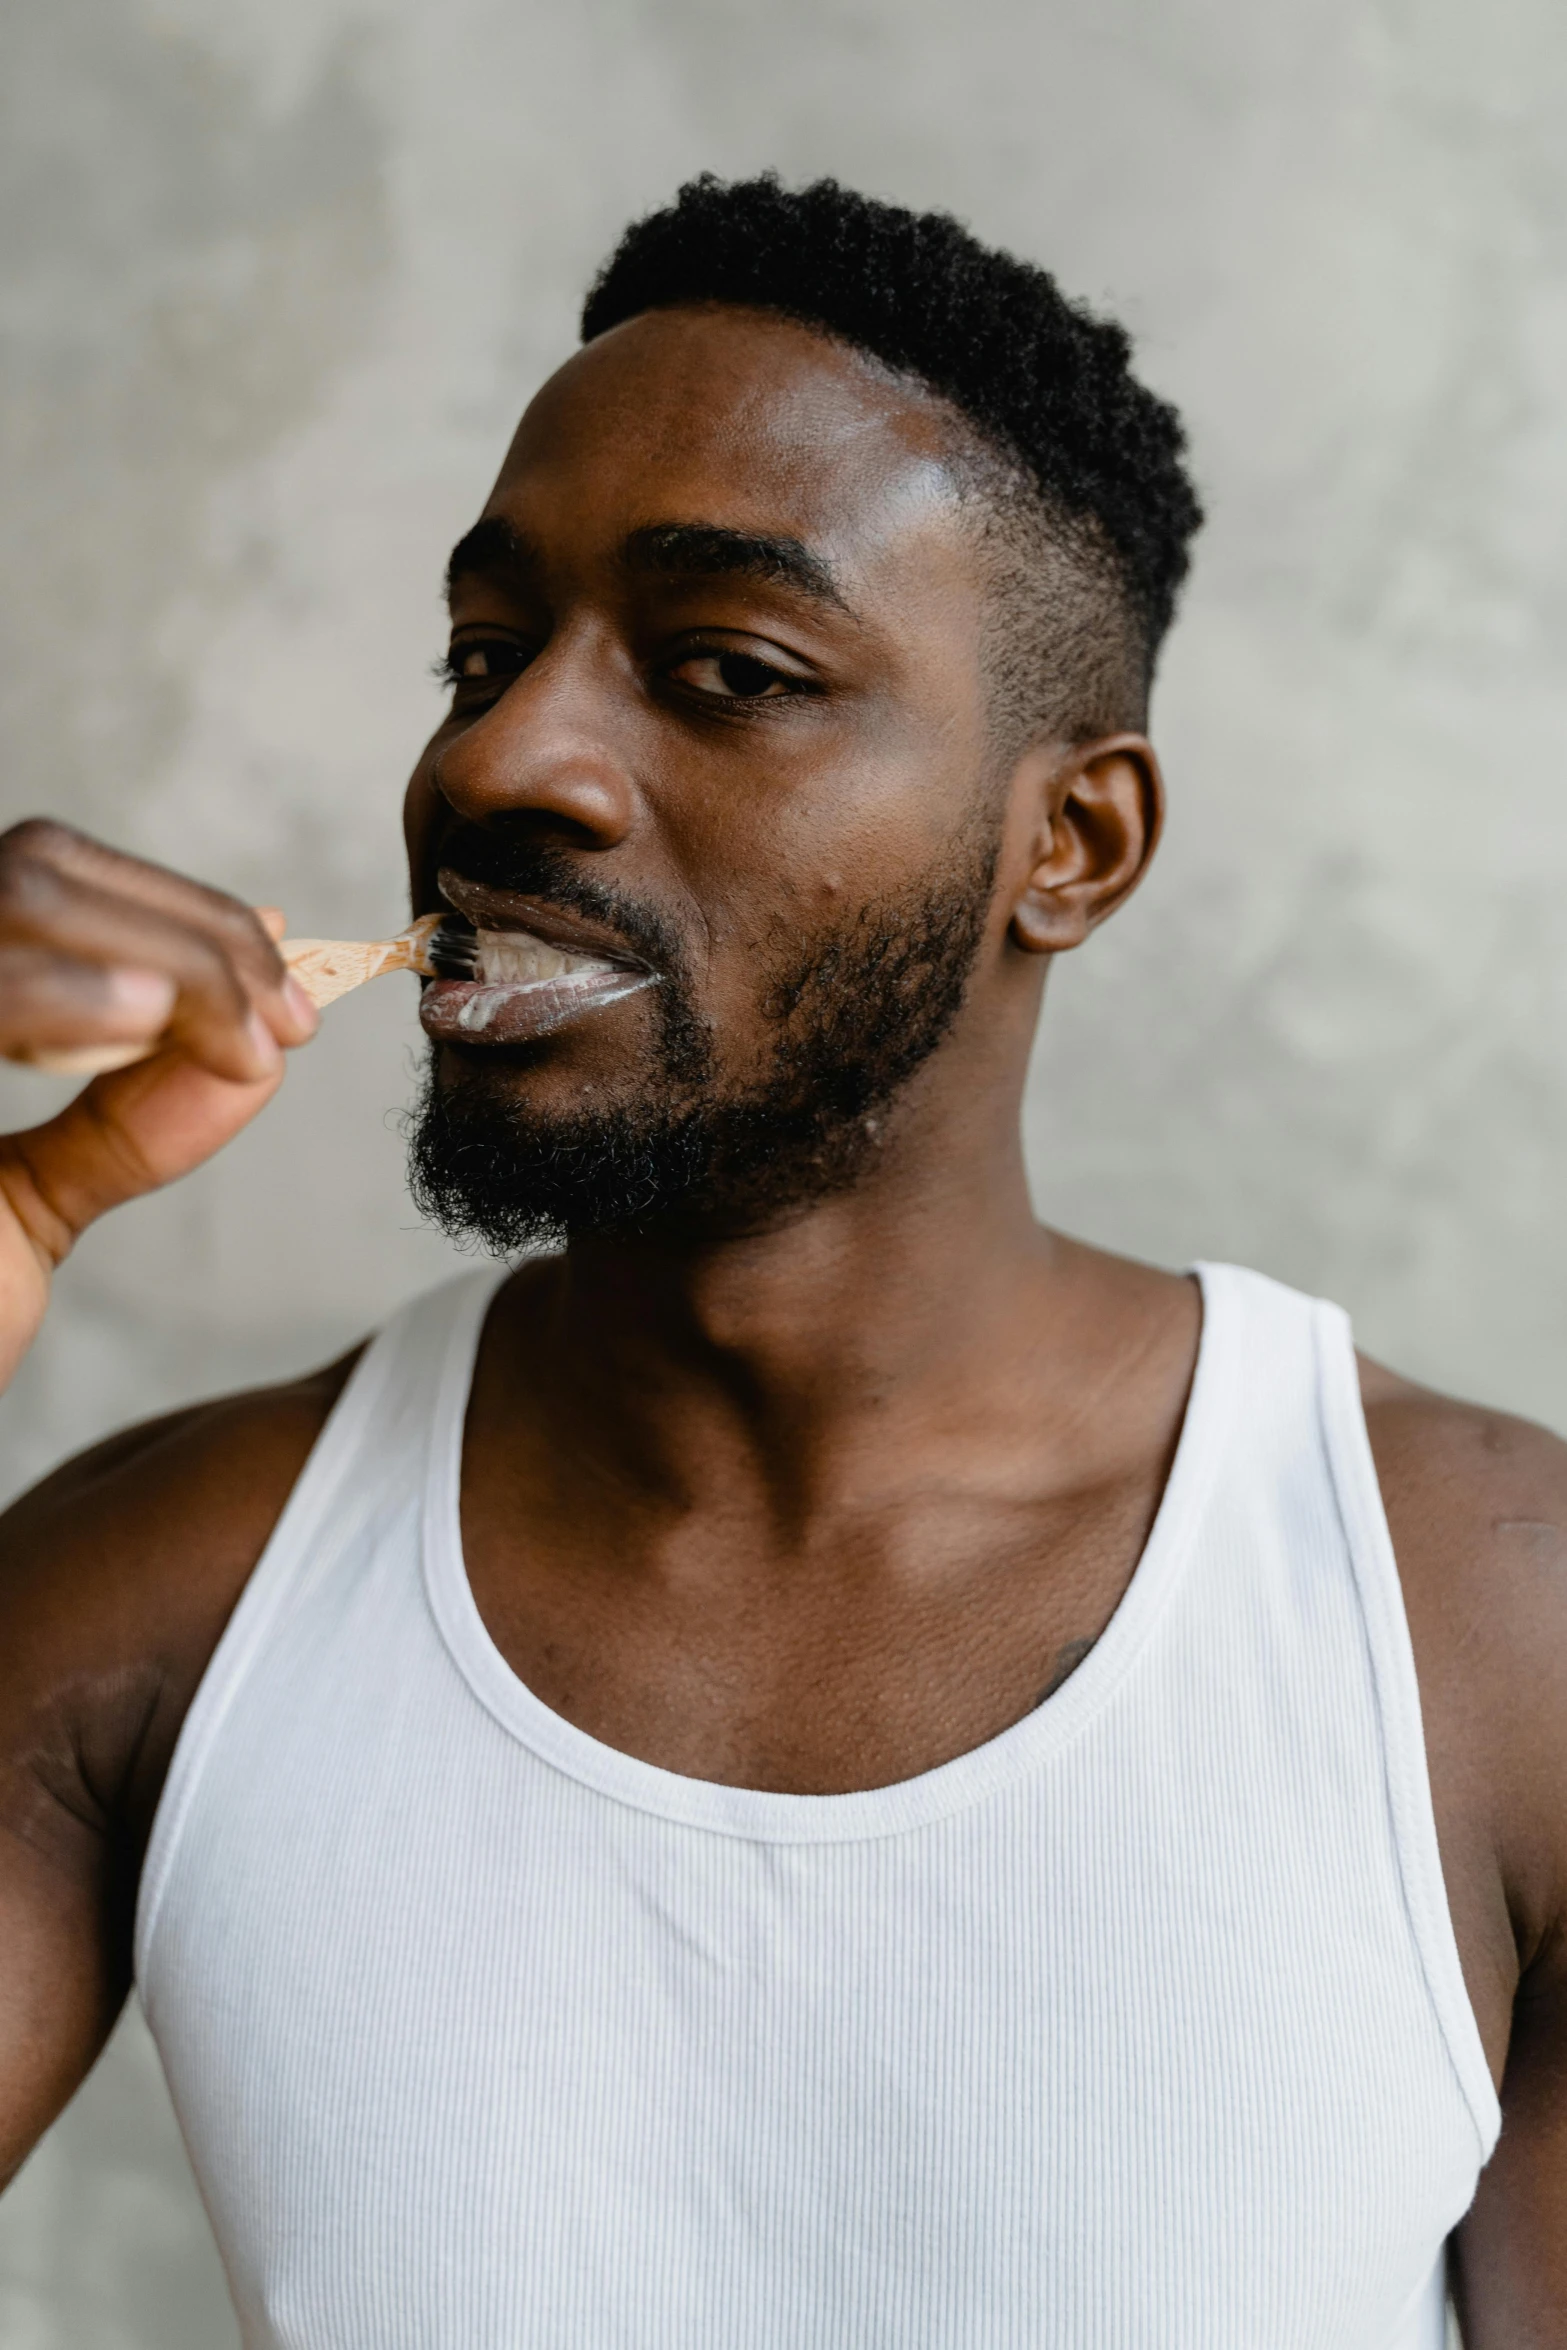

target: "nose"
[430,627,638,851]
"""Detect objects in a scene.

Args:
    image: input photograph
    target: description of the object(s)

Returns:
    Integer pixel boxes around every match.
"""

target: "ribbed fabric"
[136,1263,1499,2349]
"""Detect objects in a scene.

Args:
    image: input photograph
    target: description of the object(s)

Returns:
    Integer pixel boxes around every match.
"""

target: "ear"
[1008,734,1164,956]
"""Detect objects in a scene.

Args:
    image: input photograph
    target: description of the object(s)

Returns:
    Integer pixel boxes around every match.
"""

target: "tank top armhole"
[133,1305,416,1992]
[1312,1296,1502,2162]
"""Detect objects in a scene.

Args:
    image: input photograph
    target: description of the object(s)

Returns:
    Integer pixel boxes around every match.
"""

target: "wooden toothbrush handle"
[15,1038,157,1079]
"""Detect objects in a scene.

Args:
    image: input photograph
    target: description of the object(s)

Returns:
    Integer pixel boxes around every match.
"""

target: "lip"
[422,869,657,1048]
[436,869,653,973]
[419,965,655,1047]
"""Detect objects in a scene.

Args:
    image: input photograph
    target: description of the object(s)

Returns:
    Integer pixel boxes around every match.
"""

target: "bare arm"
[1365,1369,1567,2341]
[0,1366,355,2187]
[1458,1933,1567,2343]
[0,817,330,2174]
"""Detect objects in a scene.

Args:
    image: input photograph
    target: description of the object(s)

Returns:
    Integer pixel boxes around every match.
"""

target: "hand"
[0,821,318,1390]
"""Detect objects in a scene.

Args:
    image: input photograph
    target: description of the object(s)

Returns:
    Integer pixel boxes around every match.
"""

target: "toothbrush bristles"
[424,916,480,980]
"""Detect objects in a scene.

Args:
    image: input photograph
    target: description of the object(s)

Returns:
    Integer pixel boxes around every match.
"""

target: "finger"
[0,863,304,1081]
[0,949,176,1060]
[254,906,316,1029]
[0,823,316,1058]
[0,1048,286,1259]
[2,823,284,960]
[0,873,279,1081]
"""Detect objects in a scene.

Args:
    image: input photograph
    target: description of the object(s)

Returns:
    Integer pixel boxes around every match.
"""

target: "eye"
[667,649,805,701]
[437,637,531,696]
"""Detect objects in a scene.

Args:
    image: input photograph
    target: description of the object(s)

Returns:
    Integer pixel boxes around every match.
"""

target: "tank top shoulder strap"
[134,1266,507,1982]
[1197,1258,1499,2159]
[1193,1259,1323,1448]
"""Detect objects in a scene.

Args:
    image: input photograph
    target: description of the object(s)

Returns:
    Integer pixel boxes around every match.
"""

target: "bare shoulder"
[1360,1360,1567,2329]
[1360,1353,1567,1536]
[1359,1355,1567,1999]
[1359,1354,1567,1697]
[0,1348,362,1864]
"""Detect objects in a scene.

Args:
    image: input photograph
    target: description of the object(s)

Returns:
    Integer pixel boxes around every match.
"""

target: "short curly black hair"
[582,173,1202,743]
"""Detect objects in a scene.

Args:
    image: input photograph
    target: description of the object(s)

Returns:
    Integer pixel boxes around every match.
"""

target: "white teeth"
[473,929,615,985]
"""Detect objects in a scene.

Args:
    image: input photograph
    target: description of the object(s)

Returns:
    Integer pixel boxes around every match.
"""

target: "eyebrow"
[622,522,852,615]
[444,514,855,618]
[445,516,539,599]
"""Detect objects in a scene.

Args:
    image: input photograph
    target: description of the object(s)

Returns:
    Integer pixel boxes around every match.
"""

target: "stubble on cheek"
[408,804,1002,1252]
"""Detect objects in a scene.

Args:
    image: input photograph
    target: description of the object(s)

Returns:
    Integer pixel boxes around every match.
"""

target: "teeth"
[473,929,614,985]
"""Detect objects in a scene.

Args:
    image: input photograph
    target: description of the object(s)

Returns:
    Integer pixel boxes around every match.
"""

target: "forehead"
[486,307,974,584]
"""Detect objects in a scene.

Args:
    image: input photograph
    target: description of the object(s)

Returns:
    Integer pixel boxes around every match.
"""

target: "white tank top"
[136,1262,1498,2349]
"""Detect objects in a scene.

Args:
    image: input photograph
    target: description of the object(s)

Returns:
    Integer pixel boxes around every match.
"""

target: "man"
[0,174,1561,2347]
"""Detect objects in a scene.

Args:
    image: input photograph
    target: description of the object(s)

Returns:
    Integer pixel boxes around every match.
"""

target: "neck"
[493,1056,1080,1516]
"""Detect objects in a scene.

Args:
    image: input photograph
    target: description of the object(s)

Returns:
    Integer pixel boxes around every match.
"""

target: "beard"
[406,819,1000,1255]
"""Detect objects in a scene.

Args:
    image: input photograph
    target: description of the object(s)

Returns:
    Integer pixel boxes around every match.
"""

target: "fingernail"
[245,1009,284,1072]
[283,975,319,1032]
[104,966,175,1023]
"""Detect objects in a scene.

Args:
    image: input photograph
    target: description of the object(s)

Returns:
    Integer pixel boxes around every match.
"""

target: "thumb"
[0,1049,285,1263]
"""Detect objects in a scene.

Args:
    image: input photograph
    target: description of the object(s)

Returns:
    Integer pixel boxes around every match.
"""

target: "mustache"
[432,826,693,980]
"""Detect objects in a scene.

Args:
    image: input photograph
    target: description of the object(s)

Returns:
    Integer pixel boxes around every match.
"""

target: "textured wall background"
[1,0,1563,2337]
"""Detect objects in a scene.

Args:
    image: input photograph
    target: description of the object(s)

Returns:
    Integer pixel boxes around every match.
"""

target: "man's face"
[402,305,1031,1247]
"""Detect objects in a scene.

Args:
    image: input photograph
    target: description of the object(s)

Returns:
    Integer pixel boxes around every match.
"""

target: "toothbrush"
[19,914,484,1078]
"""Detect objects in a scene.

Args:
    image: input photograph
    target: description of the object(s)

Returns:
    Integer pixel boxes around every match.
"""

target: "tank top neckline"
[421,1262,1238,1843]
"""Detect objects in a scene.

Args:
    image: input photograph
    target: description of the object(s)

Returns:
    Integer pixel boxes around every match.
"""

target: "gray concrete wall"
[2,0,1562,2337]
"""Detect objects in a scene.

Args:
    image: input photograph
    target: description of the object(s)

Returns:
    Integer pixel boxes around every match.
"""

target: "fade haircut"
[582,173,1203,749]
